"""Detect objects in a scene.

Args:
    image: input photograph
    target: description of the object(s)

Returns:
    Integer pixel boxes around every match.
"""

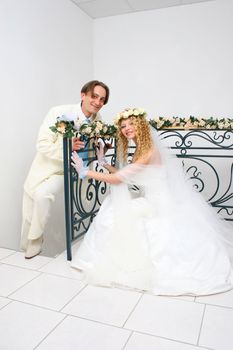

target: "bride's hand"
[71,152,88,179]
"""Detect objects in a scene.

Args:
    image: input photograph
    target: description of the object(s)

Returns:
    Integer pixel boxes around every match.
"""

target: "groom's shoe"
[25,237,43,259]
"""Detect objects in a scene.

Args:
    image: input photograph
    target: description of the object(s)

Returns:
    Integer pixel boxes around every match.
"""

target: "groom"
[20,80,110,259]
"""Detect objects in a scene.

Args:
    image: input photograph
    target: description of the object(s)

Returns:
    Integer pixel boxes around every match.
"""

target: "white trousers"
[20,175,64,250]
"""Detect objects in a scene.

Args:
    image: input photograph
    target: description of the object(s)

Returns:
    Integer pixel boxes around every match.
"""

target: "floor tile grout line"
[7,271,44,298]
[121,331,134,350]
[122,328,213,349]
[6,255,233,307]
[0,252,17,261]
[37,269,86,281]
[197,303,206,347]
[1,248,232,349]
[33,314,68,349]
[61,313,137,331]
[36,269,88,282]
[5,275,87,313]
[0,299,13,311]
[4,297,78,315]
[0,298,226,349]
[1,257,88,282]
[34,259,56,270]
[3,259,233,311]
[6,285,89,315]
[7,251,233,305]
[122,292,144,328]
[0,260,51,273]
[2,295,218,350]
[5,289,233,344]
[195,299,233,310]
[3,268,233,311]
[6,256,233,311]
[58,283,88,312]
[36,269,83,280]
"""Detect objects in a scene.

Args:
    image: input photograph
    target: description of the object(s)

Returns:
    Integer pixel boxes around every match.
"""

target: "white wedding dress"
[71,136,233,296]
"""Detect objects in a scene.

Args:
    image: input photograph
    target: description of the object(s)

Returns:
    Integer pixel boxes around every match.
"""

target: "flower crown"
[114,108,147,125]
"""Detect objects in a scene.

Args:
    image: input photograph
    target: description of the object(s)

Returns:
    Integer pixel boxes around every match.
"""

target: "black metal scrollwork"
[159,129,233,221]
[63,129,233,260]
[63,137,116,260]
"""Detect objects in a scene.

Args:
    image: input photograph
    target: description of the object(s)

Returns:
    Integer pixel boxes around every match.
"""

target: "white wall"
[93,0,233,122]
[1,0,233,251]
[0,0,93,250]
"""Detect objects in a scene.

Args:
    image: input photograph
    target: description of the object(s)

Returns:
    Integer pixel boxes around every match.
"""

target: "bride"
[70,107,233,296]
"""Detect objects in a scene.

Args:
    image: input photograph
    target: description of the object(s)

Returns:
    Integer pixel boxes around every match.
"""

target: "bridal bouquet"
[50,116,117,141]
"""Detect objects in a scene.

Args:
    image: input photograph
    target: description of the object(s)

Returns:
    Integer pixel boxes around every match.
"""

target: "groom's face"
[81,85,106,117]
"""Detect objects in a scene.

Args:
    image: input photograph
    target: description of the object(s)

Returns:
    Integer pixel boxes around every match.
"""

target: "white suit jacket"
[24,103,101,196]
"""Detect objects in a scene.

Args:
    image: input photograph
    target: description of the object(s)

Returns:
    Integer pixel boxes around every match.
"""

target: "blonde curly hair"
[116,109,153,163]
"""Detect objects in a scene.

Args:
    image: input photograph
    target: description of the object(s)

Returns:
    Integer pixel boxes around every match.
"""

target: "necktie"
[80,117,91,166]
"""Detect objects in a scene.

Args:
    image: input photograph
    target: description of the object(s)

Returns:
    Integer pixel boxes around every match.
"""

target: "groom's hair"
[81,80,110,105]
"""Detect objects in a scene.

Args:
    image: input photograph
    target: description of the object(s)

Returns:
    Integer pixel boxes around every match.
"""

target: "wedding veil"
[109,126,233,271]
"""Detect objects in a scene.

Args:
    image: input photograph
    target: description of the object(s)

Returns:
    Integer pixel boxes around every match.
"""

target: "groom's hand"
[72,137,85,151]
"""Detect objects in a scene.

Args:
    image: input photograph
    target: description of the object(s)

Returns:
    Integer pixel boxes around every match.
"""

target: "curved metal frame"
[63,137,116,260]
[63,129,233,260]
[159,129,233,221]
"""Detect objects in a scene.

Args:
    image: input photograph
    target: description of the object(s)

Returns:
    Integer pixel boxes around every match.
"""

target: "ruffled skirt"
[71,182,233,296]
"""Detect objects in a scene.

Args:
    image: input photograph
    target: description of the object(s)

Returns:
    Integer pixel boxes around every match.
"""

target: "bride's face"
[120,118,136,141]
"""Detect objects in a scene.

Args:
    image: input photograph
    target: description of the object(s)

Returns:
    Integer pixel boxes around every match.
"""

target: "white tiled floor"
[1,247,233,350]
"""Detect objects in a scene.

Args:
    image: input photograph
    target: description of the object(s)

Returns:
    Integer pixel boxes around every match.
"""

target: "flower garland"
[50,114,233,140]
[50,116,117,140]
[149,116,233,130]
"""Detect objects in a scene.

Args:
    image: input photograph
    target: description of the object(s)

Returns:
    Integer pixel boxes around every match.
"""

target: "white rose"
[218,122,224,129]
[158,121,164,128]
[85,127,92,134]
[57,122,66,134]
[96,121,103,130]
[57,126,66,134]
[184,122,192,129]
[138,108,145,114]
[199,120,205,127]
